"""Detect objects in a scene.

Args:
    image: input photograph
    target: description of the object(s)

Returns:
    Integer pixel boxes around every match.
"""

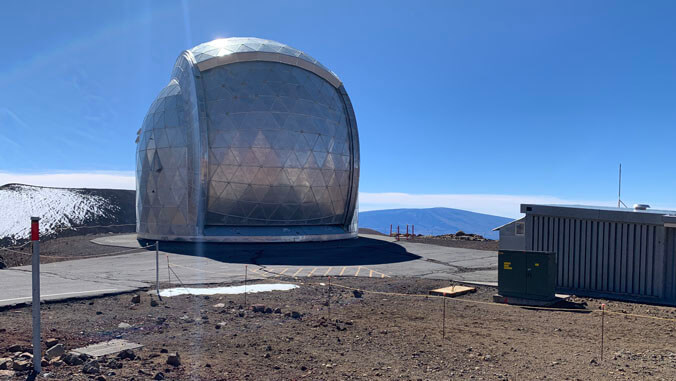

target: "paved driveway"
[0,234,497,307]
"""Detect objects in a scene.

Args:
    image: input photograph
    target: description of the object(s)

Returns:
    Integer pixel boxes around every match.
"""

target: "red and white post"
[31,217,41,374]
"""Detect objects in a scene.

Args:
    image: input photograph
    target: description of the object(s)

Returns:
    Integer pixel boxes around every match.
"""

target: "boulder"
[45,338,59,349]
[117,349,136,360]
[6,344,28,353]
[0,358,12,370]
[250,304,266,313]
[82,360,100,374]
[12,360,31,371]
[131,294,141,304]
[166,352,181,367]
[63,352,85,366]
[46,343,65,359]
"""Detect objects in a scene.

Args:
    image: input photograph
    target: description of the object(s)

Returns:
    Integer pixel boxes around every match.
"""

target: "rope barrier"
[0,244,154,260]
[195,264,676,323]
[0,223,136,251]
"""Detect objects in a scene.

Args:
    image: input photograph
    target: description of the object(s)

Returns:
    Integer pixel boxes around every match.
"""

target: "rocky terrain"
[414,231,498,251]
[0,277,675,380]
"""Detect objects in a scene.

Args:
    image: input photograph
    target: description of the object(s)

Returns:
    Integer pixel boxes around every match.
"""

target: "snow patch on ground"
[0,184,118,243]
[159,284,299,297]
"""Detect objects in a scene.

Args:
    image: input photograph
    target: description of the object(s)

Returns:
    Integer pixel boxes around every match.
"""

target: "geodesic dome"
[136,37,359,242]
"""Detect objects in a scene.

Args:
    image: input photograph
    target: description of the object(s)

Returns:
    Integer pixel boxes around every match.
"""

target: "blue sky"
[1,1,675,217]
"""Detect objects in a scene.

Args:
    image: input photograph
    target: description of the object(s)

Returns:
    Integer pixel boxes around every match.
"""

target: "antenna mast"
[617,164,627,208]
[618,164,621,208]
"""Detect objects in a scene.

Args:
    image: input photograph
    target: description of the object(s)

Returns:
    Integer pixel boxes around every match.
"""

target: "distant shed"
[493,218,526,251]
[518,204,676,306]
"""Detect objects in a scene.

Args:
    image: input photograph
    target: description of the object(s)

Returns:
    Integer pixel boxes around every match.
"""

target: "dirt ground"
[1,276,675,380]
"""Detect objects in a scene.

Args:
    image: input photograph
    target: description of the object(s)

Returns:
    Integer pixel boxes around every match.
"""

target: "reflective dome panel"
[136,38,359,242]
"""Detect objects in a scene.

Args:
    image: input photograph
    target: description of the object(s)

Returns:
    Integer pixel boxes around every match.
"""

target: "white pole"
[31,217,41,374]
[156,241,160,298]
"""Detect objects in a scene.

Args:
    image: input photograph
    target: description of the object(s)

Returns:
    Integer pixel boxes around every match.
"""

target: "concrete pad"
[0,234,498,307]
[71,339,143,358]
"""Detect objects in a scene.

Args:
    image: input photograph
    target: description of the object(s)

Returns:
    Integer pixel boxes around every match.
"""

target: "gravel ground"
[1,276,675,380]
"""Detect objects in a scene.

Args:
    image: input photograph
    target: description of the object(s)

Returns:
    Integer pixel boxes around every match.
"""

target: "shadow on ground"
[140,237,421,266]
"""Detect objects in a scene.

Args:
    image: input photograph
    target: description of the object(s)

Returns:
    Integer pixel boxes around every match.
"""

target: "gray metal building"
[135,37,359,242]
[503,204,676,306]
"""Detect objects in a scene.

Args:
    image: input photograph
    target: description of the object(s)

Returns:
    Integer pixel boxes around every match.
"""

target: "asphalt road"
[0,234,497,307]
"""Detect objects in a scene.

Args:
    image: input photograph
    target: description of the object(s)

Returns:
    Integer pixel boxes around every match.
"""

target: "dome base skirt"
[138,225,357,243]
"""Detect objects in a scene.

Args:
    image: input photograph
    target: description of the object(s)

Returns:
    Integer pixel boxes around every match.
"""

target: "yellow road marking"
[308,267,317,277]
[369,270,373,278]
[248,267,269,278]
[355,267,361,277]
[360,266,390,279]
[339,267,346,276]
[292,268,303,277]
[323,267,332,276]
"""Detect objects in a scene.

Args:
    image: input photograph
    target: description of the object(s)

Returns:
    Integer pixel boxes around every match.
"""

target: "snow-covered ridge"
[0,183,122,244]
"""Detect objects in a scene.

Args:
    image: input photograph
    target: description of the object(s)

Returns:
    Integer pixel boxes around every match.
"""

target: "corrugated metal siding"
[527,215,674,302]
[666,228,676,301]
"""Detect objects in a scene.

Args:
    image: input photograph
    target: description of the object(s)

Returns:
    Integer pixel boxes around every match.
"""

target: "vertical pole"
[244,265,248,307]
[389,224,392,236]
[617,164,622,208]
[397,226,400,241]
[412,225,415,238]
[155,241,160,299]
[31,217,41,374]
[328,276,331,320]
[442,294,446,340]
[406,224,409,238]
[166,254,171,286]
[601,303,605,361]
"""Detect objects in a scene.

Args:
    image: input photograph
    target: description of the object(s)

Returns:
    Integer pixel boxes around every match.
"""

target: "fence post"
[389,224,392,236]
[442,293,446,340]
[155,241,160,299]
[31,217,41,374]
[244,265,248,307]
[328,276,331,320]
[397,226,400,241]
[601,303,605,361]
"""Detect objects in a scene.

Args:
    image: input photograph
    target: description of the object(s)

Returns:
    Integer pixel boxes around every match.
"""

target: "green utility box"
[498,250,557,300]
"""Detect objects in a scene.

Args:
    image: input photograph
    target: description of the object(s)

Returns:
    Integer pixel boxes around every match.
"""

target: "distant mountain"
[358,207,512,239]
[0,184,135,246]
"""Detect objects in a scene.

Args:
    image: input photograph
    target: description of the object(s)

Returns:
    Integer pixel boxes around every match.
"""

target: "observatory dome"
[136,38,359,242]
